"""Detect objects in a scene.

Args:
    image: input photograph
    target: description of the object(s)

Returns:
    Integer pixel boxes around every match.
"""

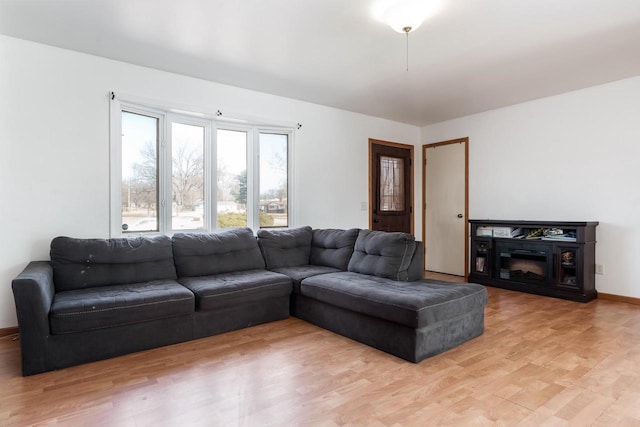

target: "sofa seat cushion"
[49,280,194,335]
[179,270,292,311]
[300,273,488,329]
[272,265,342,293]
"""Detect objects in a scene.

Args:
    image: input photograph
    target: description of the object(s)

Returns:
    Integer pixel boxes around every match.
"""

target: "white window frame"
[256,127,294,229]
[110,102,167,236]
[214,123,255,230]
[109,93,295,237]
[166,115,212,233]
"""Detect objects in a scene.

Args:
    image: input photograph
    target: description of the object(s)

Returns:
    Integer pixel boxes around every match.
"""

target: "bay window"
[110,96,293,236]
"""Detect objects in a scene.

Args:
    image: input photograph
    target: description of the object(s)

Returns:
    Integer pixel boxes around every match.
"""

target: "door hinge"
[410,206,413,214]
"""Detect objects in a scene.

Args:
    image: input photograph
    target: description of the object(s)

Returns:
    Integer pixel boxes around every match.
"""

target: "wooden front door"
[369,139,413,234]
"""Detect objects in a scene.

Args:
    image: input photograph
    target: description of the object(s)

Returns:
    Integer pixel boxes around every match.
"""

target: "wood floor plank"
[2,287,640,425]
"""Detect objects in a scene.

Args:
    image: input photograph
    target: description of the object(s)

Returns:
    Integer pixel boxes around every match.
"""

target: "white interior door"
[424,142,466,276]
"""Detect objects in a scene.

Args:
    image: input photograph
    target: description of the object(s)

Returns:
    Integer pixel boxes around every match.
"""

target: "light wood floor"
[424,271,465,282]
[2,287,640,426]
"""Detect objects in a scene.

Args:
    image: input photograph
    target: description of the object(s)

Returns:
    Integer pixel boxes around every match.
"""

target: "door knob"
[457,214,463,218]
[373,219,380,223]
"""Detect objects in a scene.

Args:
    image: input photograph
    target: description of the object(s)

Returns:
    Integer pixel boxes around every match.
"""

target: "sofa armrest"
[11,261,55,375]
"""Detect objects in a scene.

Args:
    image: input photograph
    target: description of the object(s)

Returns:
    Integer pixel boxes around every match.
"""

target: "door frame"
[368,138,414,234]
[422,137,469,278]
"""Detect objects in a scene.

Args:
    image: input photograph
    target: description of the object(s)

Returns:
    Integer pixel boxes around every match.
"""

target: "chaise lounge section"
[12,227,487,375]
[258,227,487,363]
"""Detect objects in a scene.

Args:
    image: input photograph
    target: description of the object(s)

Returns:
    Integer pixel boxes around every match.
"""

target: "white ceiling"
[1,0,640,126]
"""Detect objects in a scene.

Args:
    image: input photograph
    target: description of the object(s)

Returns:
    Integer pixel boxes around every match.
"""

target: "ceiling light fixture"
[373,0,442,71]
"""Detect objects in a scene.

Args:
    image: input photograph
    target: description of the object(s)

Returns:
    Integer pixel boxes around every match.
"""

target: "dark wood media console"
[469,220,598,302]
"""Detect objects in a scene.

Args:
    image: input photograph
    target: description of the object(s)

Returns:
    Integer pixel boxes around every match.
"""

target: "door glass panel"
[121,111,159,232]
[379,155,405,212]
[259,133,288,228]
[171,123,205,230]
[217,129,248,228]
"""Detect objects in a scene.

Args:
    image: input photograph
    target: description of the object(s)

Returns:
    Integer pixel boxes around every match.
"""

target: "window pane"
[121,111,159,232]
[217,129,247,228]
[172,123,205,230]
[379,155,405,212]
[259,133,288,228]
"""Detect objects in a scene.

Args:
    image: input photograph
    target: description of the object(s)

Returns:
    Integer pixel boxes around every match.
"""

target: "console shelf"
[468,220,598,302]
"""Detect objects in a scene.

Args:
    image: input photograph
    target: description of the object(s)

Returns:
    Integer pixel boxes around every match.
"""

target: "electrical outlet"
[360,201,368,211]
[595,264,604,275]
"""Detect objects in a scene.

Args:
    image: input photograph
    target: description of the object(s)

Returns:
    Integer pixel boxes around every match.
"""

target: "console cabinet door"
[555,245,582,291]
[471,239,492,277]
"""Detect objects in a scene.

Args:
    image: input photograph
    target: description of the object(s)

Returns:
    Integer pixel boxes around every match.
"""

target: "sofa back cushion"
[51,235,177,292]
[257,226,312,269]
[407,241,425,281]
[347,229,417,281]
[310,228,359,270]
[172,228,264,277]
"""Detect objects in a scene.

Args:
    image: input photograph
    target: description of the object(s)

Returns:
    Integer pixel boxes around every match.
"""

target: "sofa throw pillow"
[257,226,312,269]
[51,235,177,292]
[172,228,265,277]
[347,229,417,281]
[310,228,359,270]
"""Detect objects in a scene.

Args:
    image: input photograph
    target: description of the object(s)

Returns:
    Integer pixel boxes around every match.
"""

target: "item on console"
[525,228,544,239]
[561,251,574,264]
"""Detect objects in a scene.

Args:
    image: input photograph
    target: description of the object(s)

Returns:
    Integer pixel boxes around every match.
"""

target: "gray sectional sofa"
[12,226,487,376]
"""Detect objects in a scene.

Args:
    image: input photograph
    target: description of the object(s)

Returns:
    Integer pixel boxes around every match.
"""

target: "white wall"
[418,75,640,299]
[7,33,635,330]
[0,35,420,328]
